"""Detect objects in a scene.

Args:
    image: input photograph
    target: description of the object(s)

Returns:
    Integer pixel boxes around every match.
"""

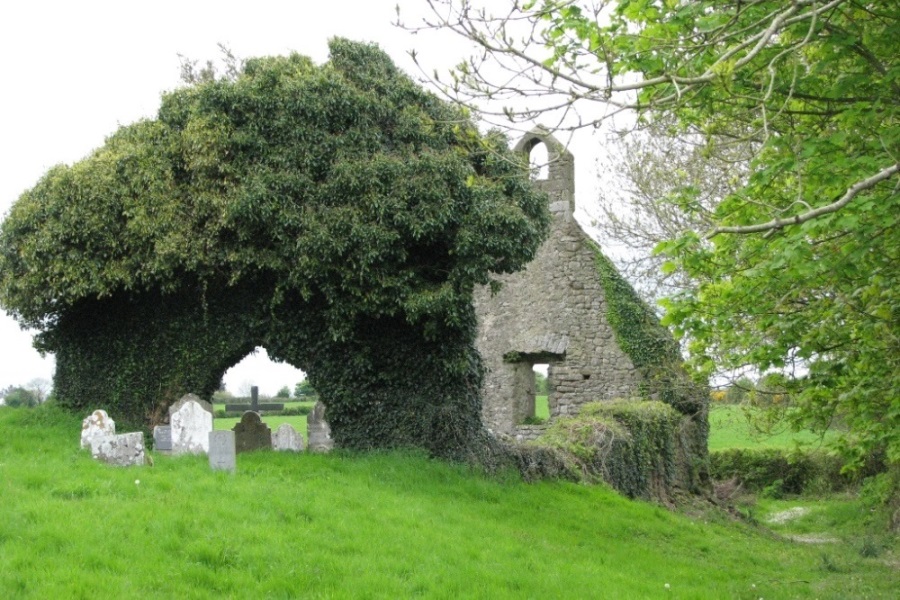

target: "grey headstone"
[272,423,304,452]
[169,394,213,455]
[81,409,115,449]
[233,411,272,453]
[307,401,333,452]
[91,432,145,467]
[153,425,172,452]
[209,430,236,472]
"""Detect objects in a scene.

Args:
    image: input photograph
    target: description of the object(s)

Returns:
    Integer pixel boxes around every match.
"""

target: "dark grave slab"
[153,425,172,452]
[233,411,272,453]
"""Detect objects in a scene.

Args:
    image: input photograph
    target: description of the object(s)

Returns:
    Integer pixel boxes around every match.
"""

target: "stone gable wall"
[474,131,643,436]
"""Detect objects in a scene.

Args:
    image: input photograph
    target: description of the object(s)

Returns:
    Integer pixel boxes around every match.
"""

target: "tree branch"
[707,162,900,237]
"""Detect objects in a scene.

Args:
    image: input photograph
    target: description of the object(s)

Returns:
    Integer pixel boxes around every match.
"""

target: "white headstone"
[272,423,305,452]
[81,409,116,449]
[169,394,213,455]
[209,430,236,472]
[91,432,145,466]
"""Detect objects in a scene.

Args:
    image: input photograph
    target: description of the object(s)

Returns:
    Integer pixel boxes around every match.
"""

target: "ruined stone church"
[475,129,659,440]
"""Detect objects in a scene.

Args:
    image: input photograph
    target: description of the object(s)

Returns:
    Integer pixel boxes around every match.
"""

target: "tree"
[413,1,900,468]
[276,386,291,399]
[25,378,51,404]
[3,387,38,408]
[295,379,316,398]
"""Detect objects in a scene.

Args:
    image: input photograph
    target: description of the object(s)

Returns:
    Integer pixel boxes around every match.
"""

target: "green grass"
[709,404,838,451]
[1,404,896,598]
[214,414,308,433]
[535,394,549,420]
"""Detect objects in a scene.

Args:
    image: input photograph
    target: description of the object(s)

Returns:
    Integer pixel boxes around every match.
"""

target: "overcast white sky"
[0,0,608,397]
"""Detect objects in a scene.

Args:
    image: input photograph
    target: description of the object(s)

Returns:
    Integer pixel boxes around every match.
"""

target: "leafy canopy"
[0,39,549,457]
[0,38,548,342]
[413,1,900,467]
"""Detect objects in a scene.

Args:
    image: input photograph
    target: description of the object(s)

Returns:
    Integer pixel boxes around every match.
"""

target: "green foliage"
[275,386,290,399]
[294,379,316,398]
[536,400,697,499]
[708,448,877,495]
[590,240,707,421]
[0,39,549,457]
[533,370,548,394]
[430,0,900,472]
[2,387,39,408]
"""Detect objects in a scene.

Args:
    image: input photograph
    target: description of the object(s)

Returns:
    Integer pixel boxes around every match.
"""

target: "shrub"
[3,387,39,408]
[708,448,884,494]
[535,400,687,500]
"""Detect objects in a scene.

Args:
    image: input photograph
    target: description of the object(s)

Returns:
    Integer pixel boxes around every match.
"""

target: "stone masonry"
[474,129,643,437]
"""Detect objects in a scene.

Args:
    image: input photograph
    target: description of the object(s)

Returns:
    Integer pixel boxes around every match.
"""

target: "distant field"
[708,404,838,451]
[215,414,308,433]
[1,404,895,598]
[535,394,549,420]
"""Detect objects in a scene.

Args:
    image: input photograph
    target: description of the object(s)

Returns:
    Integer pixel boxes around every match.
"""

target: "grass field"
[708,404,838,451]
[1,404,896,598]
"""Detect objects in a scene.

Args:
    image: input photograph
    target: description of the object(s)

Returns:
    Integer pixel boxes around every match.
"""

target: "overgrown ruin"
[475,129,709,497]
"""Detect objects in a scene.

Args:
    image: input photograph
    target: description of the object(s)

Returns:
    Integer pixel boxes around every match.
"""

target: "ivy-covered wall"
[0,40,549,460]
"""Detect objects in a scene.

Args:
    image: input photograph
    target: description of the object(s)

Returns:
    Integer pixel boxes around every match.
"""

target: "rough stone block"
[307,401,334,452]
[170,394,213,455]
[91,432,144,467]
[81,409,115,450]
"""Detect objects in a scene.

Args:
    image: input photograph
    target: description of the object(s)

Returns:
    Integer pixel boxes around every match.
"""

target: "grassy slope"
[1,405,896,599]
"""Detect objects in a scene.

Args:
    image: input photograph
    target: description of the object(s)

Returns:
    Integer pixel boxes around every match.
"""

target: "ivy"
[589,240,706,418]
[0,39,550,460]
[535,400,700,499]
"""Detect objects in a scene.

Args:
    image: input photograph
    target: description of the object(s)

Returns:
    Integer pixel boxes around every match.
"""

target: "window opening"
[529,142,549,181]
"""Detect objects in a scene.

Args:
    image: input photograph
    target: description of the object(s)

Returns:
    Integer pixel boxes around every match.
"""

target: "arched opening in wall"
[529,141,550,181]
[216,346,313,436]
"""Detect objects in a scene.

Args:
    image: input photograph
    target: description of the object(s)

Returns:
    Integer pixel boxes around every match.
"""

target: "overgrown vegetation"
[534,400,699,500]
[589,241,706,417]
[0,39,549,459]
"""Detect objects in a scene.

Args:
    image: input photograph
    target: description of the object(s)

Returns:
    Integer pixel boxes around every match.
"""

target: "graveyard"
[1,403,897,598]
[0,9,896,597]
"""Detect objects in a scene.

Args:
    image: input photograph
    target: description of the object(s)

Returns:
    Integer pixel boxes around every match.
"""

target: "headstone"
[153,425,172,452]
[81,409,116,449]
[91,432,145,466]
[233,411,272,453]
[272,423,304,452]
[307,401,333,452]
[169,394,213,455]
[209,430,236,472]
